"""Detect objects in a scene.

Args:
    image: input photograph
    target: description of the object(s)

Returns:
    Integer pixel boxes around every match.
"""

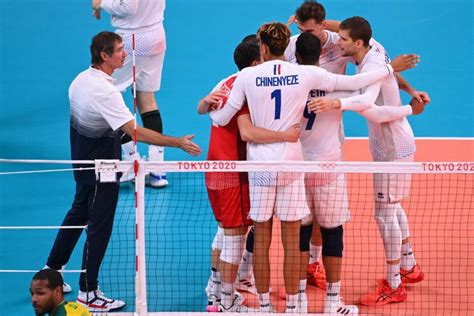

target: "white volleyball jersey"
[357,41,416,161]
[226,60,338,162]
[285,30,351,75]
[301,90,357,161]
[101,0,166,56]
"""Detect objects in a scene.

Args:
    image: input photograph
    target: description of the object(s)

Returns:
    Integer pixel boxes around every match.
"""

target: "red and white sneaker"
[307,261,326,290]
[77,290,126,312]
[400,263,425,284]
[360,280,407,306]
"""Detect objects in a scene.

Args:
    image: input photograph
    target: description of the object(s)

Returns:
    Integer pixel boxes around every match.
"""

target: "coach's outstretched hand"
[178,135,202,156]
[390,54,420,72]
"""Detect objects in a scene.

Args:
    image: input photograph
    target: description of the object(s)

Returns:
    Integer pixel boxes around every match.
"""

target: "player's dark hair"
[241,34,258,44]
[32,269,64,291]
[340,16,372,47]
[234,42,261,70]
[90,31,123,65]
[257,22,291,57]
[295,1,326,23]
[295,33,322,66]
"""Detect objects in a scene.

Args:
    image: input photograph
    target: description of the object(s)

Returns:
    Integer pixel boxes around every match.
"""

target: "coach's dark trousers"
[46,181,120,292]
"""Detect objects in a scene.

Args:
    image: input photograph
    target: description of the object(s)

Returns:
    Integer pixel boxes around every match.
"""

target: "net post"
[135,160,148,315]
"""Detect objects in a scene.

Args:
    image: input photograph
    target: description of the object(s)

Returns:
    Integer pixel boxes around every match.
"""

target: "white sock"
[221,282,234,309]
[401,242,416,270]
[211,268,220,281]
[149,145,164,162]
[326,281,341,302]
[286,293,298,313]
[122,141,137,160]
[299,279,307,294]
[237,250,253,279]
[387,264,401,289]
[309,243,322,264]
[258,292,271,312]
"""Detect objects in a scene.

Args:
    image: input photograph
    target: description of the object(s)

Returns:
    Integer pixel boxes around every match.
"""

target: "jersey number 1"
[271,89,281,120]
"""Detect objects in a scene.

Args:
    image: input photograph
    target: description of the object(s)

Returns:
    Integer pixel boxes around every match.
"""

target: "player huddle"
[198,1,429,314]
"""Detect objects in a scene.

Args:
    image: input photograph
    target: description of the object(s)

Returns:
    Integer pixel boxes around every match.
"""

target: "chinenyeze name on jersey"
[255,64,299,87]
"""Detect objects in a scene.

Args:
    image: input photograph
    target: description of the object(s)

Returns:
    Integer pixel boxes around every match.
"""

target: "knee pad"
[220,234,246,265]
[375,202,402,261]
[300,224,313,252]
[141,110,163,133]
[246,226,254,253]
[211,226,224,251]
[321,225,343,258]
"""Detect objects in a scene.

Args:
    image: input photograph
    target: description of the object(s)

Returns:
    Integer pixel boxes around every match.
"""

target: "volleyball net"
[1,159,473,315]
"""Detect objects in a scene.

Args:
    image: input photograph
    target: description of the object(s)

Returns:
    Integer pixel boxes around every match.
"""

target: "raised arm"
[330,54,419,91]
[237,114,300,144]
[95,0,139,17]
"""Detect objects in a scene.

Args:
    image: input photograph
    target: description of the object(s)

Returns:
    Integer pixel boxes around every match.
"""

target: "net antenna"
[132,33,149,315]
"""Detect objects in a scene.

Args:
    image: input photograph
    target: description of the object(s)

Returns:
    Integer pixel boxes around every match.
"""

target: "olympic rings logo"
[319,163,337,170]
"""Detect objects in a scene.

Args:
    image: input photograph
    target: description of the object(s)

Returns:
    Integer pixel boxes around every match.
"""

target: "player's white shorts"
[373,154,414,203]
[305,174,350,229]
[113,52,165,93]
[249,176,310,223]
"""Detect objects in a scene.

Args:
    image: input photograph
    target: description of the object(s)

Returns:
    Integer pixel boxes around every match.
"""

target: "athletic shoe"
[150,173,168,188]
[62,282,72,294]
[76,290,126,312]
[307,261,326,290]
[359,280,407,306]
[235,275,257,295]
[400,263,425,284]
[120,153,141,183]
[324,298,359,314]
[208,291,247,312]
[43,265,71,293]
[205,277,222,308]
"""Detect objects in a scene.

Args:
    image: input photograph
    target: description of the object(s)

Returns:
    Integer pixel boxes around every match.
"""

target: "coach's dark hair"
[257,22,291,57]
[241,34,258,44]
[295,33,321,66]
[340,16,372,47]
[90,31,123,65]
[295,1,326,23]
[32,269,64,291]
[234,42,260,70]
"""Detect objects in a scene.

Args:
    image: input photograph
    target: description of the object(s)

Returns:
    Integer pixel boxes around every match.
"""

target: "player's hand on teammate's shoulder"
[390,54,420,72]
[284,123,302,142]
[307,98,341,113]
[178,135,202,156]
[409,97,428,115]
[202,91,227,112]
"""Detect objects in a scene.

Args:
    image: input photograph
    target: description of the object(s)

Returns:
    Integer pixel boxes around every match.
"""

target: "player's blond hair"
[257,22,291,56]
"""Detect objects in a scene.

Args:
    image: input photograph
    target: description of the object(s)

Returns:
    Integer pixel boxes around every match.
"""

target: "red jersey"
[206,74,249,190]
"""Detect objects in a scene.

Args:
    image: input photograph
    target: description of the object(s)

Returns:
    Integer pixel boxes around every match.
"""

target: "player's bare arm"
[197,91,226,114]
[237,114,301,144]
[121,120,202,156]
[395,73,431,104]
